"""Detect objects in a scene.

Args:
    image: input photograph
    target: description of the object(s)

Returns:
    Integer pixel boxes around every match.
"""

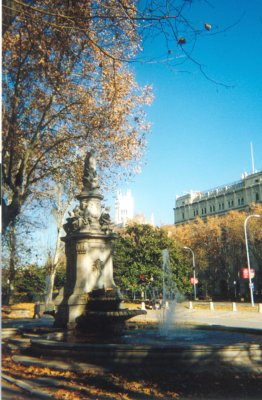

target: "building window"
[238,198,241,205]
[231,200,234,206]
[219,203,221,210]
[241,198,244,205]
[182,212,185,219]
[213,205,215,212]
[210,206,212,212]
[228,201,230,208]
[256,193,259,201]
[222,203,224,209]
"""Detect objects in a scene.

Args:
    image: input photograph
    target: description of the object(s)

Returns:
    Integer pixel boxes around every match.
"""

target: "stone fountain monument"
[54,151,145,331]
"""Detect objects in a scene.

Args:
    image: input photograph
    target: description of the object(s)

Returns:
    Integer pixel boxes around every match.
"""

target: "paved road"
[2,302,262,331]
[131,302,262,331]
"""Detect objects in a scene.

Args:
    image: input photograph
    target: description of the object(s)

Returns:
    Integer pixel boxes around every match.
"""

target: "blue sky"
[106,0,262,226]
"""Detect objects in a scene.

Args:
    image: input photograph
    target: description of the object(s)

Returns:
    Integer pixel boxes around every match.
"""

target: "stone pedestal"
[54,230,117,329]
[54,151,146,330]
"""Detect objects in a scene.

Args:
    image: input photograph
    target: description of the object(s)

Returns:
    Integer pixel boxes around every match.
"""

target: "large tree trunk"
[2,197,22,234]
[45,271,56,305]
[45,225,64,305]
[5,223,17,305]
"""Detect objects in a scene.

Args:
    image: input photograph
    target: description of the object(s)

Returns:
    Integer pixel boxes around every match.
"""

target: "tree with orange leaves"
[166,205,262,299]
[2,0,153,233]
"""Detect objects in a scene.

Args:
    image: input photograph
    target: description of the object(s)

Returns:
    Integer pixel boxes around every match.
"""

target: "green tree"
[1,204,47,302]
[113,224,191,298]
[15,264,46,294]
[54,265,66,291]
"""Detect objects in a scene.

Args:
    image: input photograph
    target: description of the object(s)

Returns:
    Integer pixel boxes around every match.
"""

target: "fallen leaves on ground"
[2,348,262,399]
[2,352,179,399]
[54,389,82,400]
[2,303,34,318]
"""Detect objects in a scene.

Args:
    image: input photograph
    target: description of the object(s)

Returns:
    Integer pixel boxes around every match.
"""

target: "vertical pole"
[244,214,261,306]
[183,247,197,301]
[192,251,197,301]
[244,216,255,307]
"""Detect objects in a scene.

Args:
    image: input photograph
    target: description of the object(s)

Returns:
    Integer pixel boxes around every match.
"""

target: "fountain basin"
[76,309,147,333]
[26,325,262,373]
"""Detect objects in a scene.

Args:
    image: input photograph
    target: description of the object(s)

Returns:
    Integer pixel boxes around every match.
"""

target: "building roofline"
[176,169,262,202]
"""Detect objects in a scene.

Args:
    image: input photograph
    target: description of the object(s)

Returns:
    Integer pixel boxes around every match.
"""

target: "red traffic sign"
[242,268,255,279]
[190,277,199,285]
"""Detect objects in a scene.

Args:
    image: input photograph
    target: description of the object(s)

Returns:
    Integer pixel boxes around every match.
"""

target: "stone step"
[6,343,20,351]
[27,338,262,373]
[10,337,31,345]
[22,333,42,339]
[3,372,106,398]
[9,337,31,350]
[1,328,19,339]
[2,373,56,399]
[12,354,108,373]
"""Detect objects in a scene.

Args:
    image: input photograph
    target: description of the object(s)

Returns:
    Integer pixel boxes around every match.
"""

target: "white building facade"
[114,190,134,226]
[174,170,262,225]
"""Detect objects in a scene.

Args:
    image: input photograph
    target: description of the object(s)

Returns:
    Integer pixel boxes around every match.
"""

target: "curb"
[2,373,54,399]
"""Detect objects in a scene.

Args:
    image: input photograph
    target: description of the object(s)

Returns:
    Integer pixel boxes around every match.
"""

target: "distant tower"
[114,190,134,226]
[150,213,155,226]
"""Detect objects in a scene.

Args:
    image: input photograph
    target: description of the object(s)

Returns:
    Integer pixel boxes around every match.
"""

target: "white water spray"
[159,249,177,336]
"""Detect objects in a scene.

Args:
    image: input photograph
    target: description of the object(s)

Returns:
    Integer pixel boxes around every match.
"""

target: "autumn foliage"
[2,0,152,232]
[164,204,262,299]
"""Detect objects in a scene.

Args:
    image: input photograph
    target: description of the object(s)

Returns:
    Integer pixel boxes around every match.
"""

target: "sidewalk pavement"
[2,315,54,330]
[131,302,262,331]
[2,302,262,331]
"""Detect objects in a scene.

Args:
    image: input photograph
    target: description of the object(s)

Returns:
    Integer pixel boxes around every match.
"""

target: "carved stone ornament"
[92,259,104,273]
[83,150,100,192]
[86,200,101,222]
[62,152,114,236]
[99,206,113,233]
[76,242,88,254]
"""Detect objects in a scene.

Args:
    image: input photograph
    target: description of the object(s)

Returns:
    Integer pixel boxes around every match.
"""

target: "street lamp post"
[244,214,261,307]
[183,246,197,301]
